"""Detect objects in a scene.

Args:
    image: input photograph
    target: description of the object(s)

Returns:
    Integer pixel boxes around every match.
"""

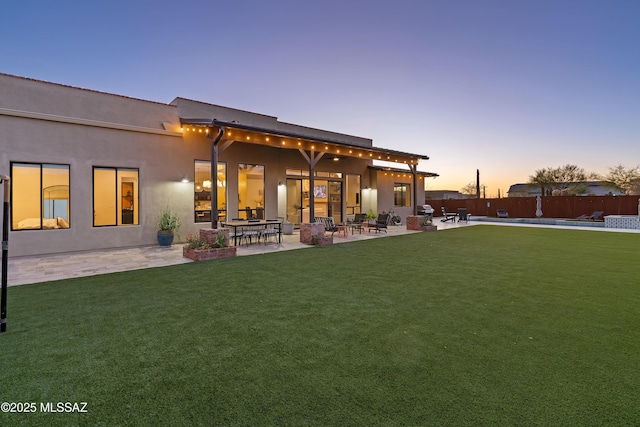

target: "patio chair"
[441,207,458,222]
[221,220,243,246]
[458,208,470,223]
[315,216,339,236]
[260,220,280,244]
[496,209,509,218]
[350,213,366,234]
[368,213,389,233]
[576,210,604,221]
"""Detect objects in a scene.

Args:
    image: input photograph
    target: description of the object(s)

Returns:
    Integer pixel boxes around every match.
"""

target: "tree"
[528,164,593,195]
[603,164,640,195]
[528,168,554,195]
[460,182,477,196]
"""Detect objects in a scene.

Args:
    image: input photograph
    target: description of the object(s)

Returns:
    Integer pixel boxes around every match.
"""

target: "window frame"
[10,162,71,231]
[194,160,227,223]
[92,166,139,227]
[393,182,411,207]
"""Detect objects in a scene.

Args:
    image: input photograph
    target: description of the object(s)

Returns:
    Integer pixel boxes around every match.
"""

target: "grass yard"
[1,225,640,426]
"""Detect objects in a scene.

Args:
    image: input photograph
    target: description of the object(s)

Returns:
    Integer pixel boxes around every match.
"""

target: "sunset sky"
[2,0,638,197]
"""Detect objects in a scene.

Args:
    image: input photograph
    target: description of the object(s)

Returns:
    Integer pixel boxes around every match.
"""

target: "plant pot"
[157,230,174,246]
[282,222,294,235]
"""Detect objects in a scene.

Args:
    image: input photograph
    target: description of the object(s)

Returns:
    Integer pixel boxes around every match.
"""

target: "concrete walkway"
[9,217,638,286]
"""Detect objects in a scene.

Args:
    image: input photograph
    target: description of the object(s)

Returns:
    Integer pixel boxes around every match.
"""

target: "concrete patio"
[8,220,470,286]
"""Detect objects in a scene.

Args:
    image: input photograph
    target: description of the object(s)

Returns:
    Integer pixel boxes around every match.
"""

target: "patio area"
[8,219,470,286]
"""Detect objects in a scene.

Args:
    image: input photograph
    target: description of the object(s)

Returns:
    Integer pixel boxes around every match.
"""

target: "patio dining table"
[223,219,282,246]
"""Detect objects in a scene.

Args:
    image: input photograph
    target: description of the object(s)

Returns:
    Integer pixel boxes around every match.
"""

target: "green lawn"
[2,225,640,426]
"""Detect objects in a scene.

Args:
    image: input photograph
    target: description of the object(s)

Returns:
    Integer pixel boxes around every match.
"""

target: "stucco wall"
[1,74,379,257]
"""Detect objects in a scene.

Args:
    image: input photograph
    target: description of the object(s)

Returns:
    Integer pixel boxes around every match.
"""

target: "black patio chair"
[368,213,389,233]
[350,213,366,234]
[315,216,339,236]
[458,208,470,223]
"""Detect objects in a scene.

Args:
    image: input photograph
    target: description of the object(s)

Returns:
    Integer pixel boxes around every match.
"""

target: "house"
[0,73,435,257]
[507,182,624,197]
[425,190,470,200]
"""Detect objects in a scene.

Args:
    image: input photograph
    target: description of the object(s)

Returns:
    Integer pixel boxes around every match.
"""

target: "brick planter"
[199,228,230,247]
[183,228,236,261]
[183,246,237,261]
[300,222,332,245]
[406,215,438,232]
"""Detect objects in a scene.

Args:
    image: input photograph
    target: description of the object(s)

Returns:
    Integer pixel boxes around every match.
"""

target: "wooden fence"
[428,195,640,219]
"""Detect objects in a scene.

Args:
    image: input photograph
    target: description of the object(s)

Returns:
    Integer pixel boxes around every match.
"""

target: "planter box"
[199,228,230,247]
[311,236,333,246]
[183,246,237,261]
[406,215,438,232]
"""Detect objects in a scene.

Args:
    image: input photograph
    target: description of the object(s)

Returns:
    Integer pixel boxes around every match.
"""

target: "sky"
[2,0,639,197]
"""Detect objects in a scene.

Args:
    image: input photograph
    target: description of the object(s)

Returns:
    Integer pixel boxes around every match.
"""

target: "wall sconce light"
[180,176,189,183]
[203,180,212,189]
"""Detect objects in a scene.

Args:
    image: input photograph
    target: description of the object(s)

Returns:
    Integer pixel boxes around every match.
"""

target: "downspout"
[209,126,225,229]
[1,175,10,333]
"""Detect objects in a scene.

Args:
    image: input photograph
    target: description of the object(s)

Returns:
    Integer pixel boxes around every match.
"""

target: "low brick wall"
[183,246,237,261]
[300,222,333,245]
[182,228,237,261]
[406,215,438,232]
[200,228,230,247]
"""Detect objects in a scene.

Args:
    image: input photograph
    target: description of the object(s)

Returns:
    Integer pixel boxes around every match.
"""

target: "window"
[11,162,70,230]
[394,183,411,207]
[194,161,226,223]
[93,167,139,226]
[238,164,264,219]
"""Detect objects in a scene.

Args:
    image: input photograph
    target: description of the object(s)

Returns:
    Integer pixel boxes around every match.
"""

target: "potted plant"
[157,208,181,246]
